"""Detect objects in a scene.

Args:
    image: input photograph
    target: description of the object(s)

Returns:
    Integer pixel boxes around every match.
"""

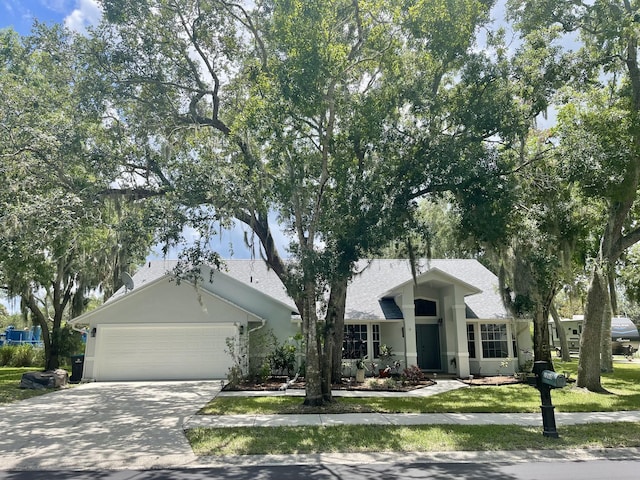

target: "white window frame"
[342,323,381,359]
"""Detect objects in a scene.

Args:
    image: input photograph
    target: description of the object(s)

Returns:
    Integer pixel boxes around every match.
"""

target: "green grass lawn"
[199,359,640,415]
[187,422,640,456]
[0,367,51,404]
[189,359,640,456]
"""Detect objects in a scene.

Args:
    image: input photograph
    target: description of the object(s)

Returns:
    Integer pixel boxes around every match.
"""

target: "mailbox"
[531,360,565,438]
[541,370,566,389]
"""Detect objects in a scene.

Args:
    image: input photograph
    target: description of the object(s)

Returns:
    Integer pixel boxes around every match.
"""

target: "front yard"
[189,358,640,455]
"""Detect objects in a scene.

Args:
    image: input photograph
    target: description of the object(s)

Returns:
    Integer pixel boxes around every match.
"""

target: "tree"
[508,0,640,391]
[89,0,523,405]
[0,26,154,370]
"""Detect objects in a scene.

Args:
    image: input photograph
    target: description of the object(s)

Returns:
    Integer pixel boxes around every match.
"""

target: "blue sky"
[1,0,101,35]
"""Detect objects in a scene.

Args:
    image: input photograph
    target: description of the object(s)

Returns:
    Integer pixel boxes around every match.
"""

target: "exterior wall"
[378,321,405,367]
[515,320,534,370]
[400,281,474,376]
[81,277,295,380]
[400,286,417,368]
[466,319,523,376]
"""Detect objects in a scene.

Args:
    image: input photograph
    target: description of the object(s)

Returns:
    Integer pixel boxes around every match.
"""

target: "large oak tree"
[89,0,522,404]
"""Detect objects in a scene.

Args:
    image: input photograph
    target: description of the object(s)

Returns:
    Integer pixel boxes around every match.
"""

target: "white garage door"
[94,323,237,381]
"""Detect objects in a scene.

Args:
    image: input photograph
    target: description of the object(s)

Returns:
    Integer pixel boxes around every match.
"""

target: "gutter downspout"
[239,319,266,377]
[248,319,266,335]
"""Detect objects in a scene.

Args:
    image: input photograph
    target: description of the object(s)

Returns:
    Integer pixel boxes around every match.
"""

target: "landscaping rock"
[20,369,69,390]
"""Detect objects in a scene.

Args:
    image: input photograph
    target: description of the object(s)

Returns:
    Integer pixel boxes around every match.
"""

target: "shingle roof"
[113,258,508,320]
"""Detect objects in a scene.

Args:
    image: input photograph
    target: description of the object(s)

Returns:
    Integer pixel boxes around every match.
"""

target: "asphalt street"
[0,459,639,480]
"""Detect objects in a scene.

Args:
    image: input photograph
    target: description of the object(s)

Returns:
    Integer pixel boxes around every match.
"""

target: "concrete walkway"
[186,410,640,429]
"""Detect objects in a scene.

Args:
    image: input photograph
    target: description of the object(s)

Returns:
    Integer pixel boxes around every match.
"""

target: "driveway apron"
[0,381,222,471]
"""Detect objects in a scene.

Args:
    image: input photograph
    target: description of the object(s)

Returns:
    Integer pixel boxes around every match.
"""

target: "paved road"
[1,459,640,479]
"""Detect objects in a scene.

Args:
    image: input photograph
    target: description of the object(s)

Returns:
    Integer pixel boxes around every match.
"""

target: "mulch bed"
[222,375,525,392]
[458,375,523,386]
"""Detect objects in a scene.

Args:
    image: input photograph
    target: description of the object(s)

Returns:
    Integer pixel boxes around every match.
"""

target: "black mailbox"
[531,361,566,438]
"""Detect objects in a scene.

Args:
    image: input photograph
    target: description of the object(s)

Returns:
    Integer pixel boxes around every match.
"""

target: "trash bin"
[70,354,85,383]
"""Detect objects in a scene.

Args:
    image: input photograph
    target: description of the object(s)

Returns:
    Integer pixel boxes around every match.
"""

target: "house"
[70,259,532,382]
[548,315,640,355]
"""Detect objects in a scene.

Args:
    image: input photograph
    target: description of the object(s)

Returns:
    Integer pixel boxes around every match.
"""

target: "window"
[480,324,509,358]
[371,324,380,358]
[343,324,380,359]
[467,323,476,359]
[415,299,437,316]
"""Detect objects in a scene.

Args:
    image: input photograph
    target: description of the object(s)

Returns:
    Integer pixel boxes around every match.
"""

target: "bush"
[401,365,425,385]
[226,365,243,388]
[0,346,14,366]
[268,343,296,377]
[2,344,39,367]
[10,344,34,367]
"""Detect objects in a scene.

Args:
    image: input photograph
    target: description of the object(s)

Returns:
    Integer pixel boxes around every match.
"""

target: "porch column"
[402,286,417,368]
[452,304,470,378]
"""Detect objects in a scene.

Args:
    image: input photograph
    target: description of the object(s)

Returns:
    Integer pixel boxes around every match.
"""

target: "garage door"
[94,323,237,381]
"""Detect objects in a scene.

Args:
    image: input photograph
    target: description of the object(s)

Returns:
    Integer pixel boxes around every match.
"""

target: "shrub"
[269,343,296,377]
[0,346,15,366]
[248,329,276,380]
[257,360,271,384]
[401,365,425,385]
[226,365,243,388]
[32,347,45,368]
[9,344,36,367]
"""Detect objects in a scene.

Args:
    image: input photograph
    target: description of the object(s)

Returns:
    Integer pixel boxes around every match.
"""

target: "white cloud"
[64,0,101,34]
[42,0,72,13]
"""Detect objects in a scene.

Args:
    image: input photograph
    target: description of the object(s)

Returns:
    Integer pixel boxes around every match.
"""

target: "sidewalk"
[184,379,640,429]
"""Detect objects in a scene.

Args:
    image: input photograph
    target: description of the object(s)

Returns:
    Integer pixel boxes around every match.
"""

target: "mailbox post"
[531,361,566,438]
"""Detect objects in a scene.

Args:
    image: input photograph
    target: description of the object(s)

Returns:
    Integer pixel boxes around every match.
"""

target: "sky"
[1,0,101,35]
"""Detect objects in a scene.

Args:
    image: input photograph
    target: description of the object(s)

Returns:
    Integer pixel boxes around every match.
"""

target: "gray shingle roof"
[114,258,508,320]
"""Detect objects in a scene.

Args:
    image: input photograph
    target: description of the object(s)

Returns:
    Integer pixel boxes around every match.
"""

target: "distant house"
[548,315,640,354]
[70,259,532,382]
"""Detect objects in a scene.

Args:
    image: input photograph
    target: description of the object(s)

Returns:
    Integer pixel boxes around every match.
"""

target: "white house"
[70,259,532,382]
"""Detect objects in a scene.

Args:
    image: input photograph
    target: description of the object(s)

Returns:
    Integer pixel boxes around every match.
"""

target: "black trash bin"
[70,354,85,383]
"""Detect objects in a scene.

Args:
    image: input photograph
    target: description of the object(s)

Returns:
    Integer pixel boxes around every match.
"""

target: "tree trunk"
[24,293,50,371]
[47,313,63,371]
[550,304,571,362]
[600,268,617,372]
[533,302,553,365]
[328,276,348,384]
[301,283,325,406]
[600,296,613,373]
[577,266,607,391]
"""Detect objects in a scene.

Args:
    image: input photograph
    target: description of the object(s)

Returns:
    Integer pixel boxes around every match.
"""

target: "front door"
[416,324,441,370]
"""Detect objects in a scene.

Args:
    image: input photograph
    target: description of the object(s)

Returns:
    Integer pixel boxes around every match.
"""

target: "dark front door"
[416,324,441,370]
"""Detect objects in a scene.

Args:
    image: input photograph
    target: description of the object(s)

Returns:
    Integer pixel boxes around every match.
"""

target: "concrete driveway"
[0,381,222,471]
